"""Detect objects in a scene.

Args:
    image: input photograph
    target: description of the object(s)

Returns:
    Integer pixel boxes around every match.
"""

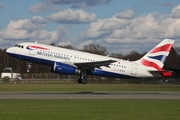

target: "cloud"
[141,1,173,7]
[21,20,46,32]
[31,16,49,24]
[45,0,113,8]
[171,5,180,18]
[116,9,134,19]
[0,19,68,48]
[0,2,3,9]
[58,41,71,46]
[48,26,68,43]
[48,8,96,24]
[28,3,55,14]
[0,19,31,40]
[80,19,113,39]
[100,19,124,31]
[78,40,92,49]
[162,2,173,7]
[2,4,180,55]
[79,6,180,53]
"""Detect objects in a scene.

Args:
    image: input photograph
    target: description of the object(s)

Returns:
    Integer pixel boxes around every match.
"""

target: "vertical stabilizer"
[139,39,174,70]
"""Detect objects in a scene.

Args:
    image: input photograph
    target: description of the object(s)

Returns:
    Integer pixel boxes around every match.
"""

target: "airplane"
[6,39,174,84]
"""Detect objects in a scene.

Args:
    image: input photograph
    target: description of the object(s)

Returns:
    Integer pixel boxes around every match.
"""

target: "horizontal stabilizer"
[149,70,174,77]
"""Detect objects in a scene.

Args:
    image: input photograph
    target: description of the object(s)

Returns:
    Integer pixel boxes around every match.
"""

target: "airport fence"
[8,73,179,84]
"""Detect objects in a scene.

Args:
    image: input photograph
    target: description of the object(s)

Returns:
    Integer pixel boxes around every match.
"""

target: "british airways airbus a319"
[6,39,174,84]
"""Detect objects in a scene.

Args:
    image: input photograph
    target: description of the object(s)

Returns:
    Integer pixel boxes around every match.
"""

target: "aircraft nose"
[6,48,11,54]
[6,47,15,54]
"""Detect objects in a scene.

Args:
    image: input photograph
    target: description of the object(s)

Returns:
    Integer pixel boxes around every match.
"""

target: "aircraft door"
[29,49,35,55]
[131,63,138,75]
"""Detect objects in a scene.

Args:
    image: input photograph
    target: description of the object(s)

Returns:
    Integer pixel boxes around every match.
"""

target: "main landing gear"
[77,69,88,84]
[77,77,88,84]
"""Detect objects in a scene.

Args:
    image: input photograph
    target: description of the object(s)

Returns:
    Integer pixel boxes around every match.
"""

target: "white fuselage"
[6,42,153,78]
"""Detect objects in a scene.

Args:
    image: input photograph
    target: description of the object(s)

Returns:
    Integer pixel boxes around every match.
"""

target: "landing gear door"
[131,63,138,75]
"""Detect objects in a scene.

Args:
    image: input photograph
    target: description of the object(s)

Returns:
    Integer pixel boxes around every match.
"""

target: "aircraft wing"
[74,60,116,70]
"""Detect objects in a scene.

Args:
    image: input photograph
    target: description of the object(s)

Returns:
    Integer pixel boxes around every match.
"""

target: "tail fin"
[139,39,175,70]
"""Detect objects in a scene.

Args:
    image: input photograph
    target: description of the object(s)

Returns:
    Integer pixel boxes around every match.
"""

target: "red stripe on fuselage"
[27,45,49,50]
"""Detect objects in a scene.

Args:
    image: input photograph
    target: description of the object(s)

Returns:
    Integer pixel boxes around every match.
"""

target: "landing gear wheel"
[78,77,82,84]
[82,77,88,84]
[77,77,88,84]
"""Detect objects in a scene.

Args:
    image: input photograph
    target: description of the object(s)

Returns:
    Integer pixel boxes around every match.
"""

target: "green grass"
[0,99,180,120]
[0,83,180,120]
[0,83,180,92]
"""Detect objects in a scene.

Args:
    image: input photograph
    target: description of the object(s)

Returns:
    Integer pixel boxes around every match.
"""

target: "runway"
[0,91,180,99]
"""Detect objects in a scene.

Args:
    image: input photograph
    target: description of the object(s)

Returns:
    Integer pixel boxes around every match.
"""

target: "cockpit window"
[15,45,24,49]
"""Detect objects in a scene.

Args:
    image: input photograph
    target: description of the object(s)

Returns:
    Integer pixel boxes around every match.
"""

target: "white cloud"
[2,5,180,55]
[0,19,68,48]
[171,5,180,18]
[31,16,49,24]
[82,12,180,43]
[45,0,113,8]
[0,19,31,40]
[48,8,96,24]
[78,40,93,49]
[80,19,112,39]
[21,20,46,31]
[99,18,126,31]
[80,6,180,54]
[58,41,71,46]
[31,30,51,41]
[47,26,68,43]
[28,3,55,14]
[116,9,134,19]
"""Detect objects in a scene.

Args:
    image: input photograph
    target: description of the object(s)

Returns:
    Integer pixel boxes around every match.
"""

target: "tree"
[58,45,74,50]
[110,53,124,59]
[50,43,56,46]
[174,46,180,67]
[123,50,145,61]
[82,44,108,55]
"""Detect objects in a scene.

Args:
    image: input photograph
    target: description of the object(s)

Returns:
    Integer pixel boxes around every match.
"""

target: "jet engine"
[51,62,80,74]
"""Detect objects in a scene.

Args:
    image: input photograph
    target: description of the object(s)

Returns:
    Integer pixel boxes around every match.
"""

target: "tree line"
[0,43,180,79]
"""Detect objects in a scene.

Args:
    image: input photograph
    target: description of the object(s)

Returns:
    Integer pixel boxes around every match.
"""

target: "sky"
[0,0,180,54]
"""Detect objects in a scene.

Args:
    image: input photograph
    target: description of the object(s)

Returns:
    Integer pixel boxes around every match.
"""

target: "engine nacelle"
[161,72,173,77]
[52,62,80,75]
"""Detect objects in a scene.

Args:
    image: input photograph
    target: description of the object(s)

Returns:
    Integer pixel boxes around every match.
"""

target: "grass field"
[0,82,180,120]
[0,99,180,120]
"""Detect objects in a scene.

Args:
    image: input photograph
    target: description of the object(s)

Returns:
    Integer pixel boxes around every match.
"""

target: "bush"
[2,76,10,82]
